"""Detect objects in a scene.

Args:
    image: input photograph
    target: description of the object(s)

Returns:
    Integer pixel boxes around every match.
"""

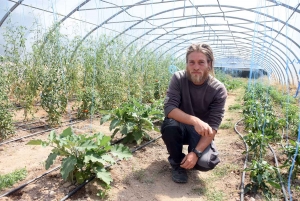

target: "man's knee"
[193,154,220,172]
[193,143,220,172]
[161,118,182,141]
[161,118,180,134]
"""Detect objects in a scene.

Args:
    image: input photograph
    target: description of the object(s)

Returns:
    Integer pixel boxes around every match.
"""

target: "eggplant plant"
[27,127,132,196]
[100,99,162,145]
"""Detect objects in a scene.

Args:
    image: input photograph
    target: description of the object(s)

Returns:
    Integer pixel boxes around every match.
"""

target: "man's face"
[186,51,211,85]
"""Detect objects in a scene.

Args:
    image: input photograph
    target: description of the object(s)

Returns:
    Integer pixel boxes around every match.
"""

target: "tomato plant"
[0,65,15,140]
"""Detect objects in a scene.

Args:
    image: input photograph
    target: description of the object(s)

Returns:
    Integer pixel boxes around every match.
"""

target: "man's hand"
[167,108,214,136]
[193,118,213,136]
[180,152,198,169]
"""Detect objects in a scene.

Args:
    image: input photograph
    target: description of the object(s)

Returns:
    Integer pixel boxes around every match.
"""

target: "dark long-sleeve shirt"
[164,70,227,131]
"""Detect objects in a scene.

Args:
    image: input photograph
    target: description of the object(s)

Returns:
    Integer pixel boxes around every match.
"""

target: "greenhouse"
[0,0,299,200]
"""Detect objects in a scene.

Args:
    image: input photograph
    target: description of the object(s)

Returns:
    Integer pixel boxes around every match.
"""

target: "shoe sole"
[172,177,187,183]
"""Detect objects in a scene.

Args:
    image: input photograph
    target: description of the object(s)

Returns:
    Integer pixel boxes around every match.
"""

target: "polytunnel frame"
[104,4,299,82]
[69,2,299,65]
[136,27,289,83]
[0,0,299,84]
[0,0,23,27]
[124,22,299,85]
[162,40,284,83]
[111,6,299,84]
[153,31,298,84]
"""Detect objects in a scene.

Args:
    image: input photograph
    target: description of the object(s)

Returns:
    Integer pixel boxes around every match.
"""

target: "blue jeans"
[161,118,220,171]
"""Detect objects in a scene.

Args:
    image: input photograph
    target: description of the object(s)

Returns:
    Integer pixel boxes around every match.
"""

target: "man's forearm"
[195,130,216,152]
[167,108,199,126]
[168,108,216,152]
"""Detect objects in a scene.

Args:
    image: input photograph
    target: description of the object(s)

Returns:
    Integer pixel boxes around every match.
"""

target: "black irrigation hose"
[234,118,249,201]
[13,112,78,128]
[13,116,47,127]
[268,144,288,201]
[0,119,85,146]
[0,166,61,198]
[16,117,78,132]
[60,135,163,201]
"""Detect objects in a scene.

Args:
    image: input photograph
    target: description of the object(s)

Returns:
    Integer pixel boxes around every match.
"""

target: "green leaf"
[111,144,132,160]
[133,130,144,144]
[120,125,128,135]
[76,140,98,151]
[75,172,85,184]
[60,127,72,138]
[121,122,134,134]
[26,139,44,145]
[101,154,115,164]
[98,135,111,147]
[95,167,112,185]
[140,118,153,130]
[48,131,56,141]
[267,180,281,189]
[84,153,106,164]
[257,174,262,184]
[110,119,120,131]
[100,114,111,125]
[45,152,58,170]
[61,156,77,180]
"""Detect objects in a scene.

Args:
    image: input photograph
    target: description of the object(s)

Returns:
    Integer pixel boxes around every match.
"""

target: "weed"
[132,169,146,183]
[205,189,225,201]
[229,104,242,110]
[0,168,27,190]
[213,164,239,178]
[191,186,206,195]
[219,122,233,129]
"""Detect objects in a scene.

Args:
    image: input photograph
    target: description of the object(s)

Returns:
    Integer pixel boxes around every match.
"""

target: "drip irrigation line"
[0,118,89,146]
[16,116,79,132]
[60,135,162,201]
[0,166,61,198]
[268,144,288,201]
[13,111,78,127]
[234,118,248,201]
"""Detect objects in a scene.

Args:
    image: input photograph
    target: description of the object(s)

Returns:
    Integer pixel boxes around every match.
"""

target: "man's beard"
[187,69,209,85]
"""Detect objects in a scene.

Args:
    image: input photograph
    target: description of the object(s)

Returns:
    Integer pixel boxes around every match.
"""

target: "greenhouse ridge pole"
[0,0,24,27]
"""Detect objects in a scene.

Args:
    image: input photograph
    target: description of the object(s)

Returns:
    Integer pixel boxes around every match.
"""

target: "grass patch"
[205,189,225,201]
[132,169,153,183]
[192,186,225,201]
[191,186,206,195]
[219,122,233,129]
[225,118,233,121]
[0,168,27,191]
[228,104,242,110]
[213,164,239,178]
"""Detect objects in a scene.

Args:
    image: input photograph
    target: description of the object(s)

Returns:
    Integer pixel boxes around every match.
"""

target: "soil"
[0,87,297,201]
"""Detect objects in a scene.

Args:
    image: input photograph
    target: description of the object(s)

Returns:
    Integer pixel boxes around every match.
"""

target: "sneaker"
[171,166,188,183]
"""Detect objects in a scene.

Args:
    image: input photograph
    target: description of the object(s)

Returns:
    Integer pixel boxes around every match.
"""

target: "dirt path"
[0,88,247,201]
